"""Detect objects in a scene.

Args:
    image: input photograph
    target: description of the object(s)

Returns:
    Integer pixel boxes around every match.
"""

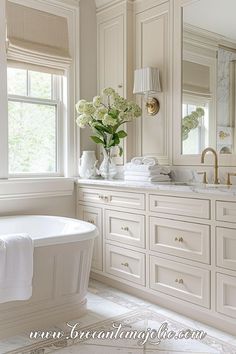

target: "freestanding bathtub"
[0,215,98,339]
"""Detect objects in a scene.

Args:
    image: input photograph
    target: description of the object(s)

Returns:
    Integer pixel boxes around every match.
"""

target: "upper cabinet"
[96,0,172,165]
[134,0,171,165]
[96,0,134,164]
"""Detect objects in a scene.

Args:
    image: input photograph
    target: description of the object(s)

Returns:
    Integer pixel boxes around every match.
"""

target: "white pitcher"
[79,151,98,179]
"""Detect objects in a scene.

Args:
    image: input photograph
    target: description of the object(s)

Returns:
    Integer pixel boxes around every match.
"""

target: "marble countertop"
[76,178,236,197]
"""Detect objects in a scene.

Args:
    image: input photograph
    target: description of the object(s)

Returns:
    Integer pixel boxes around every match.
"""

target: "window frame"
[7,68,65,178]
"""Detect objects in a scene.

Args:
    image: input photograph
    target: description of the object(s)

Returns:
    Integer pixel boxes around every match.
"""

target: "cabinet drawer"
[149,195,210,219]
[150,217,210,264]
[78,188,145,210]
[217,273,236,319]
[216,201,236,223]
[216,227,236,271]
[105,244,145,285]
[105,210,145,248]
[78,205,103,271]
[150,256,210,308]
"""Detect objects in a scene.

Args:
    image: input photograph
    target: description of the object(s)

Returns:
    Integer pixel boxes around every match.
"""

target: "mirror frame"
[172,0,236,166]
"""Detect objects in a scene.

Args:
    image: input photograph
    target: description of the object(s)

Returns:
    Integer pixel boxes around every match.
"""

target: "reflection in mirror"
[182,0,236,155]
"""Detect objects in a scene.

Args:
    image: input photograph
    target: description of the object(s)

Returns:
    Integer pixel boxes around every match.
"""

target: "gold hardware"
[227,172,236,186]
[175,237,184,243]
[121,226,129,231]
[197,171,207,184]
[121,262,129,267]
[175,278,184,284]
[118,84,123,88]
[201,147,220,184]
[146,97,160,116]
[99,195,103,199]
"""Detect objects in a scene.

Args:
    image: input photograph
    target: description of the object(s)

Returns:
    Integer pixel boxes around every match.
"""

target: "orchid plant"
[75,87,142,157]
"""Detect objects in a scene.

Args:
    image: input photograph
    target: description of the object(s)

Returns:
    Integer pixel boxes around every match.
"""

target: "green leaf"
[119,146,123,157]
[90,136,104,144]
[113,133,120,145]
[117,130,127,139]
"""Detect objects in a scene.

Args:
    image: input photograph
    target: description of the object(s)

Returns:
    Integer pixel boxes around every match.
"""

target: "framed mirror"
[173,0,236,165]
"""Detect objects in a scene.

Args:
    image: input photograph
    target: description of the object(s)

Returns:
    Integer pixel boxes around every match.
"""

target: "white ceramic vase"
[79,151,98,178]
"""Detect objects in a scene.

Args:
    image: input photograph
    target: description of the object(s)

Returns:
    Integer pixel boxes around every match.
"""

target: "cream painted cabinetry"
[77,181,236,335]
[96,0,133,164]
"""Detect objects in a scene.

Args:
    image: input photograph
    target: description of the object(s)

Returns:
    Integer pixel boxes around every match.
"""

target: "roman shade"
[183,60,211,98]
[6,1,71,74]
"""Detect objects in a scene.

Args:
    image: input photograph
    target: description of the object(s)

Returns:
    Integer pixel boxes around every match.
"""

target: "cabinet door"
[78,205,103,271]
[105,210,145,248]
[150,256,210,308]
[216,227,236,271]
[150,217,210,264]
[217,273,236,319]
[105,244,145,286]
[98,14,124,165]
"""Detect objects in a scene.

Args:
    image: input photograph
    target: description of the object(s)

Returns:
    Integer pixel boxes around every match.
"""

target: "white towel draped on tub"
[0,234,34,304]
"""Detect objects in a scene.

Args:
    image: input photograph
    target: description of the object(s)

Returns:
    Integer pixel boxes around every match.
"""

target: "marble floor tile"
[55,343,144,354]
[1,280,236,354]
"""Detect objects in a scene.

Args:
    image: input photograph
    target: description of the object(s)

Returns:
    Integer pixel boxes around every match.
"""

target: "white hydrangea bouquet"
[76,87,142,179]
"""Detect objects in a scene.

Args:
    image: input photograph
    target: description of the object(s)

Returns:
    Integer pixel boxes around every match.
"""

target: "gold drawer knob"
[121,226,129,231]
[175,278,184,284]
[121,262,129,267]
[175,237,184,243]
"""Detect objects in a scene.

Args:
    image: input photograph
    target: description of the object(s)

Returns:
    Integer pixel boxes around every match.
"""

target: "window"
[182,95,210,155]
[7,66,63,175]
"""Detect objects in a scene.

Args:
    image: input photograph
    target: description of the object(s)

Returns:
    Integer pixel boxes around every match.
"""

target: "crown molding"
[95,0,133,10]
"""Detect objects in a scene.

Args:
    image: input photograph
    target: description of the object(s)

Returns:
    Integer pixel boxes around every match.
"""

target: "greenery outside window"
[8,66,63,176]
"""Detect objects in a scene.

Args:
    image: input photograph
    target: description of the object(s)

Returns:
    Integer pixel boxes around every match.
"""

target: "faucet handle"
[227,172,236,186]
[197,171,207,184]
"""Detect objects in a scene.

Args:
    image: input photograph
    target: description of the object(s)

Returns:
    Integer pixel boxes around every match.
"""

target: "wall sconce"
[133,67,161,116]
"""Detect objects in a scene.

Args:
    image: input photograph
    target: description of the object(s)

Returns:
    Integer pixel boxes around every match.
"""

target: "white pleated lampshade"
[133,67,161,94]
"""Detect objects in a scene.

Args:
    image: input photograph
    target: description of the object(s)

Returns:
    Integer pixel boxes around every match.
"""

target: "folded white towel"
[124,170,170,177]
[124,163,170,174]
[124,175,171,182]
[142,157,159,166]
[131,157,143,165]
[0,234,34,304]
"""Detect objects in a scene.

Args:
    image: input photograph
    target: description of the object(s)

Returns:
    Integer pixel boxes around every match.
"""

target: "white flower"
[75,99,87,113]
[93,96,102,108]
[94,107,107,120]
[113,95,128,111]
[119,111,133,121]
[102,113,117,127]
[83,102,96,115]
[76,114,91,128]
[102,87,116,96]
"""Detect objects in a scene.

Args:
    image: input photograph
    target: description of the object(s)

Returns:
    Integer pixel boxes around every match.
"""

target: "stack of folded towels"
[124,157,171,182]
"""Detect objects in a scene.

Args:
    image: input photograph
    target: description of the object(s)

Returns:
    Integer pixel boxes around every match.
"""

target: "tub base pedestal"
[0,239,93,339]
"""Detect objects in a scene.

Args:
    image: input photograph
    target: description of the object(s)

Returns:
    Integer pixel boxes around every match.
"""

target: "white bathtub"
[0,215,98,339]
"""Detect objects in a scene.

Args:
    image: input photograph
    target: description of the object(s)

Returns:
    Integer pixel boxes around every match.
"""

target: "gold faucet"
[201,147,220,184]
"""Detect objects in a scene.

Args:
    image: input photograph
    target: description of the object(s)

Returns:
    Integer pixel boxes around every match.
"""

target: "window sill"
[0,177,75,199]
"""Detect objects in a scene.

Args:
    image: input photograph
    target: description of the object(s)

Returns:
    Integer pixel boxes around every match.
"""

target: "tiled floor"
[0,279,236,354]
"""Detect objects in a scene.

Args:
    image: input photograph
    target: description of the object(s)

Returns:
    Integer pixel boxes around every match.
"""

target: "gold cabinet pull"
[121,226,129,231]
[121,262,129,267]
[174,237,184,243]
[175,278,184,284]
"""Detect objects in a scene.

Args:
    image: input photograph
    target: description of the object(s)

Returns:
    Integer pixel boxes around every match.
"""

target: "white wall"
[79,0,97,155]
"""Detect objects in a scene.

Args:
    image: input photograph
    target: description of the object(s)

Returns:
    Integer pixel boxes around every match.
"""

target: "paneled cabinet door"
[98,14,124,165]
[78,205,103,271]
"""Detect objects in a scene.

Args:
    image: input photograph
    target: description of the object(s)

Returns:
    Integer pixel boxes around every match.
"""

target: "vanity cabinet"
[77,181,236,335]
